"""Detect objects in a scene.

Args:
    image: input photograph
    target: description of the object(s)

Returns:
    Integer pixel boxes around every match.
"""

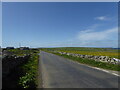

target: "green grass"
[51,52,120,71]
[41,47,119,59]
[7,49,39,56]
[2,49,40,88]
[19,52,39,88]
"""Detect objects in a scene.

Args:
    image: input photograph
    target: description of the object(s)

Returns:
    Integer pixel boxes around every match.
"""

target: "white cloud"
[95,16,108,21]
[78,27,118,41]
[39,27,118,48]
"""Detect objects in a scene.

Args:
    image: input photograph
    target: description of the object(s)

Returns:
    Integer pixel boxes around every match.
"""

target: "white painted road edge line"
[88,66,120,77]
[51,52,120,77]
[68,59,120,77]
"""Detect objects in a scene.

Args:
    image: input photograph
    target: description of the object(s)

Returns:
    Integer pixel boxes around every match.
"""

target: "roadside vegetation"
[2,48,39,88]
[19,53,39,88]
[41,47,120,71]
[52,52,120,71]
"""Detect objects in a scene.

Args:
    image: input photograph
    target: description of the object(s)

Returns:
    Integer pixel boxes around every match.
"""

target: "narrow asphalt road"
[39,51,119,88]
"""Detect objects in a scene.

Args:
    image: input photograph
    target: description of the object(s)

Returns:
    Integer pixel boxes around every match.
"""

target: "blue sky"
[2,2,118,48]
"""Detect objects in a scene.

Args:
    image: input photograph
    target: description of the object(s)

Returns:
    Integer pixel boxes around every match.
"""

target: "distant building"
[20,47,29,50]
[6,47,14,50]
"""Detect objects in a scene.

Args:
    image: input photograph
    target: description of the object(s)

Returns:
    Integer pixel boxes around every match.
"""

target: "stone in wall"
[55,51,120,65]
[2,55,30,78]
[67,53,70,56]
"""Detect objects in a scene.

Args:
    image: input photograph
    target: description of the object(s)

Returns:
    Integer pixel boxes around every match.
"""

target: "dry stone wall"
[53,51,120,65]
[2,55,30,78]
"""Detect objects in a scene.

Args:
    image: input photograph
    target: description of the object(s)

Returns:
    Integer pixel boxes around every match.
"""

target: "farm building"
[6,47,14,50]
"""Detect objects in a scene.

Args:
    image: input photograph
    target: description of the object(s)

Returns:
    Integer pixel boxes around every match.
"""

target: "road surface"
[39,51,119,88]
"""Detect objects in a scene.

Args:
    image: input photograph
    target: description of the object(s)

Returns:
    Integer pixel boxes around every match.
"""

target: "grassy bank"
[19,53,39,88]
[50,52,120,71]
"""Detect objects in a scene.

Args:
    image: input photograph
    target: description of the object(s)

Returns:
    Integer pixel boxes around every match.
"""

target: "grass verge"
[19,53,39,88]
[51,52,120,71]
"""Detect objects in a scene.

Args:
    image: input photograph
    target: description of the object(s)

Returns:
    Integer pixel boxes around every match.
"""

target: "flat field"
[41,47,120,59]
